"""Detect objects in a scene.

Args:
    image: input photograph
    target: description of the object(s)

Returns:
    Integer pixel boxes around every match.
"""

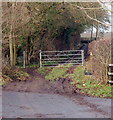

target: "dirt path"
[3,68,55,93]
[3,68,77,95]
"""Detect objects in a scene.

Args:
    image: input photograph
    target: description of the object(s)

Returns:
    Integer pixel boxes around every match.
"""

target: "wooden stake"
[39,50,42,68]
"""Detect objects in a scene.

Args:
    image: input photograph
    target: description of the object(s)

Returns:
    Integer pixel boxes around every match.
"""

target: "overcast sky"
[104,2,113,32]
[87,2,112,33]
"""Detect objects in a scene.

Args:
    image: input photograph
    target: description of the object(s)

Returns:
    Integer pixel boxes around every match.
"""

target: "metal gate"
[39,50,84,67]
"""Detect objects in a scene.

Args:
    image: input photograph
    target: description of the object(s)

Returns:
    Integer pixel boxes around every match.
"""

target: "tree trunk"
[91,24,93,41]
[13,32,16,65]
[9,25,13,66]
[25,38,28,65]
[28,38,33,64]
[28,46,32,64]
[96,25,98,40]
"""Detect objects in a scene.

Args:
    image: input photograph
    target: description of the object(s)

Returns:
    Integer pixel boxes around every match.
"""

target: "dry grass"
[2,58,29,85]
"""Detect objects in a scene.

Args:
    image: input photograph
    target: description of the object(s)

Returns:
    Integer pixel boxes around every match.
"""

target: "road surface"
[2,91,111,118]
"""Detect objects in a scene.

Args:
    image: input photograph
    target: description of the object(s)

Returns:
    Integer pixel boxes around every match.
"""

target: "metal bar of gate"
[39,50,84,67]
[42,58,82,60]
[42,62,82,66]
[41,54,82,57]
[42,50,82,53]
[42,60,82,63]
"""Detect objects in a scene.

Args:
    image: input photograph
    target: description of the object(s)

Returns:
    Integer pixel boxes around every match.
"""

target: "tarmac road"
[2,91,111,118]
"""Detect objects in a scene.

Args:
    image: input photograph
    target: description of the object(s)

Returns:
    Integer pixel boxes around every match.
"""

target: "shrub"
[2,58,29,84]
[88,38,111,83]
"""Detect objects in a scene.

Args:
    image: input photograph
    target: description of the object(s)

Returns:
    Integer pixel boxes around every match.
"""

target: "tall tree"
[2,2,109,65]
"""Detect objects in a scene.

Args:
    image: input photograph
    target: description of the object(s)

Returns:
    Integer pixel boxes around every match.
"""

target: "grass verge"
[45,67,68,80]
[17,63,39,69]
[36,67,52,76]
[2,67,30,87]
[65,66,112,98]
[36,65,112,98]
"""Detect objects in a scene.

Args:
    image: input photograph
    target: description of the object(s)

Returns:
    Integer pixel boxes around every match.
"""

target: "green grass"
[26,64,39,68]
[36,65,112,98]
[42,61,58,66]
[65,66,112,98]
[17,63,39,69]
[36,67,52,76]
[45,67,68,80]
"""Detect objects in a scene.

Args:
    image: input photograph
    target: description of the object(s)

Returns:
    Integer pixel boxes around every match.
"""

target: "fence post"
[82,50,84,66]
[39,50,42,68]
[23,51,25,68]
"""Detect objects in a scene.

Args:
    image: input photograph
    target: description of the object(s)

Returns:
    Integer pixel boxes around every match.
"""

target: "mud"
[2,68,80,95]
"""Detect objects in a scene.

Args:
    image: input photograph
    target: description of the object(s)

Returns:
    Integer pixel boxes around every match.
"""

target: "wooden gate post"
[23,51,25,68]
[108,38,113,83]
[108,64,113,83]
[111,38,113,81]
[39,50,42,68]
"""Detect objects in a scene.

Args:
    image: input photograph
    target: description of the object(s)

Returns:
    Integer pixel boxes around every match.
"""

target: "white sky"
[85,2,112,33]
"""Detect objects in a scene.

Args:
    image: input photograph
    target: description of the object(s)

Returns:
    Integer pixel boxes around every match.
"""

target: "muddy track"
[3,67,79,95]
